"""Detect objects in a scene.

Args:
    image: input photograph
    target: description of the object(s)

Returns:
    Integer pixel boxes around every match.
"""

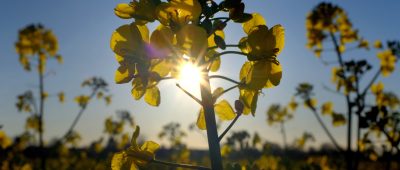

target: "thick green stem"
[199,71,223,170]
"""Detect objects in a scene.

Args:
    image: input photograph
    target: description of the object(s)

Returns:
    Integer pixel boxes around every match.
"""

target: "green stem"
[210,17,230,21]
[176,83,202,105]
[199,70,223,169]
[330,31,353,170]
[218,113,241,142]
[209,75,241,85]
[62,88,98,140]
[208,44,239,50]
[38,54,46,170]
[281,122,287,150]
[361,68,381,97]
[152,159,210,170]
[309,104,344,152]
[214,51,247,58]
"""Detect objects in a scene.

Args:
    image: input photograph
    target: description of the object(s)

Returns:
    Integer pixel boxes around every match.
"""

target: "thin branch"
[361,68,381,97]
[309,104,344,152]
[322,84,345,96]
[176,83,202,105]
[281,121,287,150]
[220,84,239,95]
[210,17,230,21]
[218,113,242,142]
[206,51,247,72]
[213,84,239,103]
[151,159,210,170]
[214,51,247,58]
[62,88,98,140]
[208,44,239,50]
[160,76,175,81]
[209,75,241,85]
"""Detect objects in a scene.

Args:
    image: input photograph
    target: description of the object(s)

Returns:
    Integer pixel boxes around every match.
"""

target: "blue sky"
[1,0,400,149]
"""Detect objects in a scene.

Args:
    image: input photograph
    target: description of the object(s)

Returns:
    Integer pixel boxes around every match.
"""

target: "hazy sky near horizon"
[1,0,400,149]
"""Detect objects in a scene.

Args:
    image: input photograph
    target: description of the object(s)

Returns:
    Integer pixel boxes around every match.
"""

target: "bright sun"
[178,58,202,94]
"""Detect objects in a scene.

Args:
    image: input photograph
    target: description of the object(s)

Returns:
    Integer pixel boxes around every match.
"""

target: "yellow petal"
[115,65,135,84]
[242,13,266,34]
[239,87,258,115]
[140,141,160,154]
[114,3,135,19]
[248,25,269,57]
[150,25,174,54]
[209,56,221,72]
[110,23,148,58]
[144,86,161,106]
[111,151,129,170]
[131,78,145,100]
[214,100,236,120]
[208,30,225,48]
[212,87,224,102]
[239,61,252,82]
[247,61,269,90]
[265,62,282,88]
[150,59,171,77]
[374,40,382,49]
[238,37,250,54]
[370,82,384,94]
[332,113,346,126]
[196,108,206,130]
[268,25,285,56]
[321,102,333,115]
[176,24,208,58]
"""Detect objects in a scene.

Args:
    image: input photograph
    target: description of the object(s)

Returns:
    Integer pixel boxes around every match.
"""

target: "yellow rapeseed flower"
[374,40,383,49]
[377,50,397,77]
[321,102,333,115]
[74,95,90,107]
[156,0,201,27]
[0,130,12,149]
[111,126,160,170]
[114,0,161,24]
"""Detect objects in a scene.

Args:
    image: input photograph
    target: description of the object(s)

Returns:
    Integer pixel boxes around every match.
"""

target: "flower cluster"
[110,0,285,116]
[306,2,358,56]
[111,126,160,170]
[15,24,62,73]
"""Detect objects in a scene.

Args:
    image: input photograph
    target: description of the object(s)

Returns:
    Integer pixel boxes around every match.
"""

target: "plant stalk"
[38,55,46,170]
[199,70,223,170]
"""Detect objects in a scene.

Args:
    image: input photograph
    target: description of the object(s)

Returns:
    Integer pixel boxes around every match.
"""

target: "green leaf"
[214,100,236,120]
[242,13,266,34]
[144,86,160,106]
[131,78,145,100]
